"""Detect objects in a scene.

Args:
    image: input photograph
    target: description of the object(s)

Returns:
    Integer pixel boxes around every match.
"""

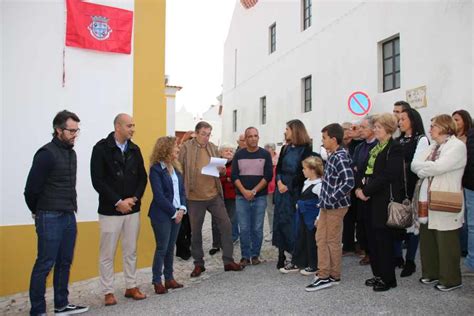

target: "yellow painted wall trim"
[132,0,167,270]
[0,0,167,297]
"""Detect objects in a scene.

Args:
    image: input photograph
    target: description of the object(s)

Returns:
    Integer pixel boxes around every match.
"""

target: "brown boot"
[124,287,147,300]
[165,279,184,289]
[224,261,244,271]
[104,293,117,306]
[190,265,206,277]
[154,283,168,294]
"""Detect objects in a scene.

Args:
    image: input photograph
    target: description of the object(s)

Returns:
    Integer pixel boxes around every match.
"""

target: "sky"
[165,0,237,115]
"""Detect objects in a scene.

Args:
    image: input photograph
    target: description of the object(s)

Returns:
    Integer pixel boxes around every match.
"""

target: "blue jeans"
[30,211,77,316]
[236,195,267,259]
[394,233,419,261]
[151,219,181,283]
[465,188,474,270]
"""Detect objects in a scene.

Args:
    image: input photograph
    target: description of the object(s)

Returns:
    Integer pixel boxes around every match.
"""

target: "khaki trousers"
[316,208,348,279]
[99,212,140,294]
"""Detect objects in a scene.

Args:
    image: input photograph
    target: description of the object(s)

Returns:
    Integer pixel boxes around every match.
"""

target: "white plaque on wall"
[406,86,427,109]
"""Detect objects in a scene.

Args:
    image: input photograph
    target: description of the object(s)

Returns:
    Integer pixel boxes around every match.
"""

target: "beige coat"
[411,136,467,231]
[178,138,223,199]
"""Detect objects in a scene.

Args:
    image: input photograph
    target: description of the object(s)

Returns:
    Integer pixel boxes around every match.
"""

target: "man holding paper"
[232,127,273,266]
[179,121,243,277]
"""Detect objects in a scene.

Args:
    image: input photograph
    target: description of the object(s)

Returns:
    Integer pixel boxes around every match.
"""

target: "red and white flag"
[65,0,133,54]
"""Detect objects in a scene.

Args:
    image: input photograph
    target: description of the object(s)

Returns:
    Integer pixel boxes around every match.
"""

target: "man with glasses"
[351,115,378,265]
[90,113,147,306]
[25,110,88,315]
[179,121,243,277]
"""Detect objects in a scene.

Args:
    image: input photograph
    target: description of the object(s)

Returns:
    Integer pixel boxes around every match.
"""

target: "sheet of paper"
[201,157,227,177]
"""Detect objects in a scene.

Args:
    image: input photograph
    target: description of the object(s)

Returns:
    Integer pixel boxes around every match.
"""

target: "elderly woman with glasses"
[411,114,467,292]
[209,143,238,255]
[355,113,404,292]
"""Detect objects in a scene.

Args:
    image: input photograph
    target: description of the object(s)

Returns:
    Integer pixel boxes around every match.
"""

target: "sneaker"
[305,276,332,292]
[434,283,463,292]
[300,267,317,276]
[279,263,299,274]
[419,277,439,285]
[54,304,89,315]
[329,276,341,284]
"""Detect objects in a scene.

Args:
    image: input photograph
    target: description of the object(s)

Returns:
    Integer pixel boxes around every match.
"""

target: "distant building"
[165,83,182,136]
[175,95,223,145]
[222,0,472,150]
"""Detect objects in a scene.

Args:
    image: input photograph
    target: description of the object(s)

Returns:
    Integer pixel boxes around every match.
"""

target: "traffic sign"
[348,91,371,116]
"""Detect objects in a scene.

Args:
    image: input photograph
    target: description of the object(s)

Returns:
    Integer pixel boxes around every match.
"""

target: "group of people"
[24,100,473,315]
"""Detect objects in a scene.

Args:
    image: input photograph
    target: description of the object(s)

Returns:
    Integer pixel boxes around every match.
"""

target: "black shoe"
[373,280,397,292]
[177,253,191,260]
[277,252,286,269]
[365,276,381,287]
[400,260,416,277]
[393,257,404,269]
[209,247,220,256]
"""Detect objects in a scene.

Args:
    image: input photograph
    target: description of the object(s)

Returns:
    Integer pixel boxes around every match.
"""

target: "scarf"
[365,140,389,175]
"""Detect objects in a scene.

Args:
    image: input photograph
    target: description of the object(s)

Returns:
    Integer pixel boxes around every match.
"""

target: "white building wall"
[1,0,135,225]
[202,105,223,146]
[222,0,473,150]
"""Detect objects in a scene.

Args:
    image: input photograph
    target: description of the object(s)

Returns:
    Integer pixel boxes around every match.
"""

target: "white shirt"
[302,178,322,196]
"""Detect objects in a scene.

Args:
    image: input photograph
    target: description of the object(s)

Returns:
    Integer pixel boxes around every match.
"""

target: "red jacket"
[220,162,236,200]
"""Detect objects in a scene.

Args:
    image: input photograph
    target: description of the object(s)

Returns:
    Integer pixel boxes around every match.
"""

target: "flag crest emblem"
[88,16,112,40]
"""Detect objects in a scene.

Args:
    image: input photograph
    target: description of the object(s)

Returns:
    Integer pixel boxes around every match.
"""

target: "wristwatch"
[251,189,257,196]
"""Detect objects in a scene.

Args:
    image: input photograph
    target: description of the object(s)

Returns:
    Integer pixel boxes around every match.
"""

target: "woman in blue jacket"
[149,136,187,294]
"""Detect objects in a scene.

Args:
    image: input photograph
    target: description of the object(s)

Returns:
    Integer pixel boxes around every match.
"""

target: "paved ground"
[2,215,473,315]
[94,257,474,316]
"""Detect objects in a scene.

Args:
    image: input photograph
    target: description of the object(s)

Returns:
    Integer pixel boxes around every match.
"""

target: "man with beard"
[25,110,89,315]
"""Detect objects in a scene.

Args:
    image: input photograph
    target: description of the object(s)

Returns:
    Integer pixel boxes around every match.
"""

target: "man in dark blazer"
[90,113,147,306]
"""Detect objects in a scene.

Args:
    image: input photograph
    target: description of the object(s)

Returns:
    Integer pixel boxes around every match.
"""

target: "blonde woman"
[355,113,404,292]
[148,136,186,294]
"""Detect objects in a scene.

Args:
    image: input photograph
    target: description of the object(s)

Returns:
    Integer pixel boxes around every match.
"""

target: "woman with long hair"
[452,110,472,258]
[452,109,473,143]
[393,108,430,277]
[273,119,315,270]
[148,136,187,294]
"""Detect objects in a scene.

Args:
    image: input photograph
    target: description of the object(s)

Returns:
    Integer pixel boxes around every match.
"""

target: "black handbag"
[387,161,414,229]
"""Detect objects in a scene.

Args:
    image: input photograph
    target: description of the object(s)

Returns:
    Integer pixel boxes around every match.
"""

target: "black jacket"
[463,128,474,190]
[90,132,147,216]
[24,137,77,213]
[362,139,404,229]
[276,144,317,201]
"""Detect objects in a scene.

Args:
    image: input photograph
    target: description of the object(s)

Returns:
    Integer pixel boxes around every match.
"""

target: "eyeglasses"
[63,128,80,134]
